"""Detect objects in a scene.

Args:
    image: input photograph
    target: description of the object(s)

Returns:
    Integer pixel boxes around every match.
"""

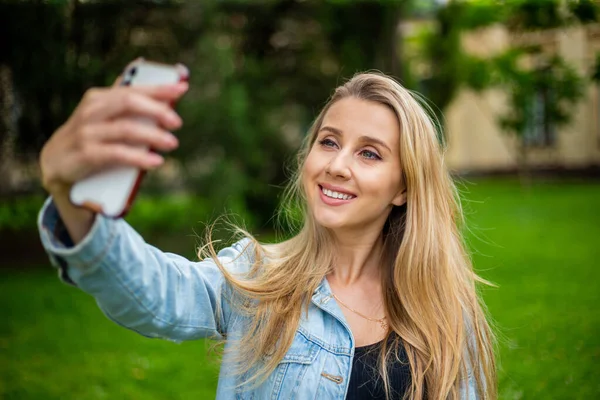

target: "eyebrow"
[319,125,392,153]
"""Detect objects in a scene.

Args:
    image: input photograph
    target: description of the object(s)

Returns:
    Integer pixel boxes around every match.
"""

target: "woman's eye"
[318,138,337,148]
[360,149,381,160]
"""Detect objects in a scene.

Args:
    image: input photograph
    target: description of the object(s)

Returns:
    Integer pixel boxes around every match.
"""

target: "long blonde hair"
[201,72,496,399]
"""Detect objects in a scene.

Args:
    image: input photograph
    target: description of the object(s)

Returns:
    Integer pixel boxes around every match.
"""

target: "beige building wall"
[444,24,600,172]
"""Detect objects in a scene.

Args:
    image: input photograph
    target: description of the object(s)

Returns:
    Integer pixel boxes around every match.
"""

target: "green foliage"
[3,0,597,227]
[507,0,565,30]
[125,195,214,236]
[0,1,193,158]
[491,52,584,140]
[430,0,599,31]
[0,193,255,248]
[454,0,507,29]
[408,0,590,173]
[416,1,466,117]
[568,0,600,24]
[505,0,598,29]
[2,0,409,230]
[462,55,494,92]
[0,195,45,231]
[173,0,409,227]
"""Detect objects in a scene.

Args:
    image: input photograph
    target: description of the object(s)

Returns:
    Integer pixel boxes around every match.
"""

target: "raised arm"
[38,197,252,341]
[36,63,251,341]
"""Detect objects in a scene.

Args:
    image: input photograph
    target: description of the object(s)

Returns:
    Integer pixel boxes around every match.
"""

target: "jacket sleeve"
[461,375,479,400]
[460,321,489,400]
[37,197,253,342]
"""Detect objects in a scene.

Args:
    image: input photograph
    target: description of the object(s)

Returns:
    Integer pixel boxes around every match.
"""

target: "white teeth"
[321,187,354,200]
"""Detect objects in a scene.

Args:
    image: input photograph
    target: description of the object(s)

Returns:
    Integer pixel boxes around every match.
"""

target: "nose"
[326,150,351,180]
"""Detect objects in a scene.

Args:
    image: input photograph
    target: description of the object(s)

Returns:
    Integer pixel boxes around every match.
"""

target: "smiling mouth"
[319,185,356,201]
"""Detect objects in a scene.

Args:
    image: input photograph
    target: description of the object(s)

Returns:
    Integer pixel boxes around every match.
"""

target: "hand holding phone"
[68,60,189,218]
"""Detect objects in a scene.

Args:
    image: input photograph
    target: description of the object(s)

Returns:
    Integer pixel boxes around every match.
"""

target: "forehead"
[320,97,400,146]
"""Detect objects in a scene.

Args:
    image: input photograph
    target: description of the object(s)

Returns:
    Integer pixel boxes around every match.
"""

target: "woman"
[38,70,496,399]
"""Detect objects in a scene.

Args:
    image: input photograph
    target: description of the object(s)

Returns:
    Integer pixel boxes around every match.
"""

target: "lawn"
[1,179,599,399]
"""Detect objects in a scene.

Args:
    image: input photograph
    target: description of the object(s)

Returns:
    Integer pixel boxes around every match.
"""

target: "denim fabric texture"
[38,197,479,399]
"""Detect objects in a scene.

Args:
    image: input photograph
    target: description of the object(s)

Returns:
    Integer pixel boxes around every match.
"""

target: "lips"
[318,184,357,204]
[319,183,356,196]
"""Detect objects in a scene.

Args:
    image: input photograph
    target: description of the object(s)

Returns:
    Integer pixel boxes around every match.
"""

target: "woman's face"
[302,97,406,234]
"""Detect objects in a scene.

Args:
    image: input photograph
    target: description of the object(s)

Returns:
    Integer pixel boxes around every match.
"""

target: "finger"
[81,143,165,171]
[127,81,189,102]
[82,119,179,152]
[81,89,185,129]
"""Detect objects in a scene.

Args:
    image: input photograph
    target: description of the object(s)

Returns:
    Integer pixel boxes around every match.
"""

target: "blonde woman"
[38,71,496,399]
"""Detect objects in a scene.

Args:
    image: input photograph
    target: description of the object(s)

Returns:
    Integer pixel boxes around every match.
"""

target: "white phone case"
[70,61,184,218]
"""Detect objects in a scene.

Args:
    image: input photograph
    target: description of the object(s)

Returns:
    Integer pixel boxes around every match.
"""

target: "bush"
[0,195,46,231]
[0,194,254,236]
[126,195,212,236]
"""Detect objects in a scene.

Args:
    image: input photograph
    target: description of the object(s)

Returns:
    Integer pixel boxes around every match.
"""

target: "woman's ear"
[392,189,407,207]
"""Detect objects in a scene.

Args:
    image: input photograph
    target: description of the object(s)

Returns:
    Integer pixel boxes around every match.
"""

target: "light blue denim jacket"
[38,198,479,399]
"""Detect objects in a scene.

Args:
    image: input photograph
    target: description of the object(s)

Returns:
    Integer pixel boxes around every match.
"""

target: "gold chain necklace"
[331,293,388,330]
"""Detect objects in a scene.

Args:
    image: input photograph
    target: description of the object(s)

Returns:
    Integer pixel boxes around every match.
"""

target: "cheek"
[300,157,315,192]
[303,150,321,178]
[365,169,402,196]
[300,169,309,195]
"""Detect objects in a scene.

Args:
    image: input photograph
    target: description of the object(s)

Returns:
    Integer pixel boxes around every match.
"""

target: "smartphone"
[69,60,188,218]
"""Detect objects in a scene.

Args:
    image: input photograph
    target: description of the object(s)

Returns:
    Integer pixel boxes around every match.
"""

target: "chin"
[312,210,351,230]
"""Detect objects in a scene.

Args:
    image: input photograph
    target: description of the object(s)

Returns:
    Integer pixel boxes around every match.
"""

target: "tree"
[407,0,597,179]
[1,0,412,230]
[493,51,583,181]
[0,0,201,194]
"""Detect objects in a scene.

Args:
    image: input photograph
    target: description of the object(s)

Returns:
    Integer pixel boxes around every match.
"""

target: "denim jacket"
[38,198,479,399]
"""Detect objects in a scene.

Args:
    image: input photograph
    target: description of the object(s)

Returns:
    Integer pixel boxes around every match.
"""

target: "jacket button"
[321,372,344,384]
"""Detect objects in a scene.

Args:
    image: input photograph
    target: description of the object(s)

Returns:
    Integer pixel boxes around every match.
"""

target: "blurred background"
[1,0,599,398]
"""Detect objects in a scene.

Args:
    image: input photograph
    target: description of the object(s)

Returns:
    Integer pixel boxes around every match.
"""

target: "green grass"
[1,179,599,399]
[460,179,600,399]
[0,271,220,400]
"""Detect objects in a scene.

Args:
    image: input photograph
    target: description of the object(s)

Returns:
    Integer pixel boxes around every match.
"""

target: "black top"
[346,335,412,400]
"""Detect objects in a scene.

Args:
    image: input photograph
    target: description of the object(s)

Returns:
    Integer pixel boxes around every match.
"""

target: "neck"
[328,224,386,286]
